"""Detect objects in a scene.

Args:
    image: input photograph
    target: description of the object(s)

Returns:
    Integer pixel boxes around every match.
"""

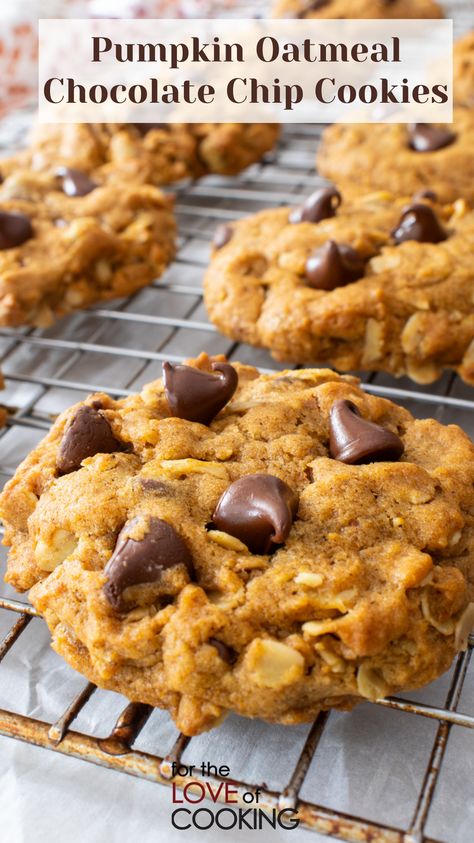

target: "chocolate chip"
[163,361,238,425]
[329,400,404,464]
[0,210,33,250]
[103,516,194,612]
[208,637,237,664]
[305,241,365,290]
[289,186,342,225]
[133,123,168,135]
[57,167,98,197]
[57,405,123,475]
[213,224,233,249]
[408,124,456,153]
[391,203,447,245]
[212,474,298,555]
[413,189,438,202]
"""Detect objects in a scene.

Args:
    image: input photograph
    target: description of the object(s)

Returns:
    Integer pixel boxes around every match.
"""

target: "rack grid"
[0,111,473,843]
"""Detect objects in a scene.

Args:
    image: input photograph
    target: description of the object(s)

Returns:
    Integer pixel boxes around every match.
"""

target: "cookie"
[0,166,176,327]
[204,187,474,385]
[454,31,474,107]
[1,353,473,736]
[273,0,443,18]
[317,108,474,206]
[7,122,280,187]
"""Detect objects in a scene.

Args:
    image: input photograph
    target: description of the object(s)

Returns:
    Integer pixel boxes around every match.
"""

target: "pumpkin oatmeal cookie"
[0,166,176,327]
[1,354,473,735]
[317,109,474,206]
[204,186,474,385]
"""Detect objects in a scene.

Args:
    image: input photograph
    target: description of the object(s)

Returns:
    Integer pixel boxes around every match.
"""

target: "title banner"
[38,18,453,123]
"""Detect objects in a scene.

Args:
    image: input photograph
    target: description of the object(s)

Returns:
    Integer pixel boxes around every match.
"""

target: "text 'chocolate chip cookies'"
[1,354,473,735]
[204,187,474,386]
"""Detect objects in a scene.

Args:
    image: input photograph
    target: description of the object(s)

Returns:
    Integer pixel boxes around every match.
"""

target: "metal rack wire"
[0,110,473,843]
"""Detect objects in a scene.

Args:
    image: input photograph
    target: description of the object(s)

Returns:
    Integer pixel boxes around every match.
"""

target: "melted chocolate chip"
[213,224,233,249]
[305,241,365,290]
[208,637,237,664]
[289,186,341,225]
[57,167,98,197]
[329,400,404,464]
[163,361,238,425]
[408,124,457,153]
[103,516,194,612]
[0,210,33,250]
[391,203,447,245]
[133,123,168,136]
[57,405,123,475]
[212,474,298,555]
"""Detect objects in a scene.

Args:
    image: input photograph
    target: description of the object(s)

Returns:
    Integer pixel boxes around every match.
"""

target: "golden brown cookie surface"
[1,354,473,735]
[317,109,474,206]
[454,31,474,107]
[0,167,176,327]
[273,0,443,18]
[204,189,474,385]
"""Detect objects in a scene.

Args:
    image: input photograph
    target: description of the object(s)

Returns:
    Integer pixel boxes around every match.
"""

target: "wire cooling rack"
[0,53,474,843]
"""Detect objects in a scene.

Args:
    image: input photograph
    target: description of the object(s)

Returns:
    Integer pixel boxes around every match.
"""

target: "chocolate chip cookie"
[317,108,474,206]
[0,167,176,327]
[273,0,443,18]
[10,122,280,187]
[204,187,474,385]
[2,353,473,735]
[454,31,474,107]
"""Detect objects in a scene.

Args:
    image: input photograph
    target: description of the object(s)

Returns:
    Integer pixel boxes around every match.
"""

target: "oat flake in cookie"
[0,167,176,327]
[204,188,474,385]
[1,353,474,736]
[317,108,474,206]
